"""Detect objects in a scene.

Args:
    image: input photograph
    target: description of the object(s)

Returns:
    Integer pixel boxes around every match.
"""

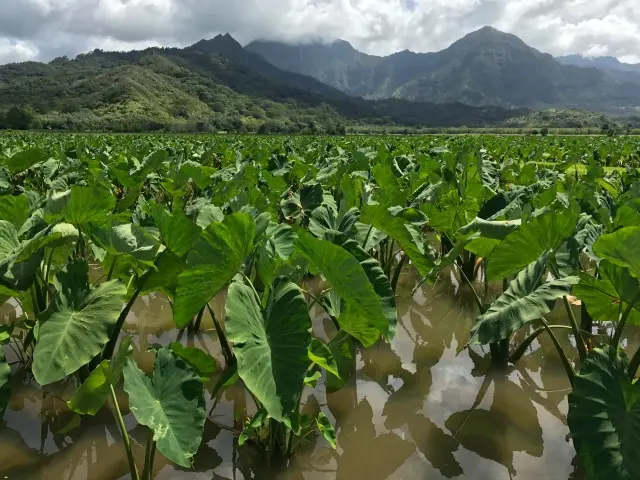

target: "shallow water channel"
[1,270,638,480]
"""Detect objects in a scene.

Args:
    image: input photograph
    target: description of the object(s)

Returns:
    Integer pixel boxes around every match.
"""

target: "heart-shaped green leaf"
[568,346,640,480]
[123,347,206,468]
[173,212,254,328]
[225,277,311,422]
[471,252,578,344]
[33,263,126,385]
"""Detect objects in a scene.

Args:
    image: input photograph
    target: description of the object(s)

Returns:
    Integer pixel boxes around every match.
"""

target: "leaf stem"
[627,344,640,381]
[540,316,575,386]
[206,302,233,366]
[142,428,156,480]
[562,295,586,362]
[611,291,640,349]
[391,253,407,292]
[109,384,139,480]
[454,262,485,314]
[509,325,574,363]
[106,256,117,281]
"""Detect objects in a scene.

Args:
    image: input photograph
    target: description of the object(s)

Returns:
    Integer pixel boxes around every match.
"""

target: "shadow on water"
[1,269,633,479]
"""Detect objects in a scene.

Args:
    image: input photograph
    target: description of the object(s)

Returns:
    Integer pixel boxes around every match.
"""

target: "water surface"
[1,272,636,480]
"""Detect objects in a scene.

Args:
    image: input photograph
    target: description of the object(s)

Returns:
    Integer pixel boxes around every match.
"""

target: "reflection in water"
[2,270,635,480]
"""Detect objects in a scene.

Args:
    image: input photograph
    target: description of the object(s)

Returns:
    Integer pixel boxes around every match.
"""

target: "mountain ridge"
[246,27,640,111]
[0,32,529,132]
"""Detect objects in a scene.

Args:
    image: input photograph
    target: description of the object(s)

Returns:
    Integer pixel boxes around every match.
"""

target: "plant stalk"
[142,429,156,480]
[102,270,151,361]
[107,256,118,281]
[206,302,233,366]
[390,253,407,292]
[627,344,640,381]
[611,291,640,349]
[509,325,574,363]
[540,316,575,386]
[563,295,587,362]
[109,385,139,480]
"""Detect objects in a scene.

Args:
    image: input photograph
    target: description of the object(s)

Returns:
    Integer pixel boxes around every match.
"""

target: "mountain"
[0,33,527,132]
[246,27,640,111]
[557,54,640,73]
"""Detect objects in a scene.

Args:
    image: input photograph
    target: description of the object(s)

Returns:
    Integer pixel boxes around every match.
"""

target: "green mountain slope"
[0,34,527,132]
[246,27,640,111]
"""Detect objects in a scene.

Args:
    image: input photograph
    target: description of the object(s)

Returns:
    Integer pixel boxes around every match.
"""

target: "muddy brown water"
[1,271,638,480]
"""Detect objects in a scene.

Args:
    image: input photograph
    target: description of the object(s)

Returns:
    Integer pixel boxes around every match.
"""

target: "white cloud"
[0,0,640,64]
[0,39,39,64]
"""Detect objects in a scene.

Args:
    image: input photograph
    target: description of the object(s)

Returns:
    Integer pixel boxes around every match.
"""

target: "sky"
[0,0,639,65]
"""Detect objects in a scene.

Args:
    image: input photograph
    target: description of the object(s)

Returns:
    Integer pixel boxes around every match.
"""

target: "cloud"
[1,0,640,65]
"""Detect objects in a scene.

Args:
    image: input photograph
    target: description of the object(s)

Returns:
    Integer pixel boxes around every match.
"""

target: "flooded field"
[1,271,636,480]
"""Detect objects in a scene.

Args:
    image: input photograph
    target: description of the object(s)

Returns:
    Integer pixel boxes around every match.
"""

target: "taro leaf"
[195,204,224,229]
[0,220,45,291]
[0,346,10,417]
[173,213,254,328]
[316,412,337,449]
[0,194,29,229]
[66,361,113,416]
[355,222,387,251]
[142,251,184,297]
[123,348,206,468]
[309,206,359,239]
[326,232,397,340]
[7,149,47,174]
[168,342,216,382]
[238,408,268,446]
[256,222,298,287]
[91,222,160,268]
[470,252,579,344]
[567,346,640,480]
[225,278,311,422]
[593,226,640,278]
[361,204,434,277]
[486,209,580,280]
[32,263,126,385]
[67,337,133,416]
[130,149,168,181]
[296,231,388,346]
[148,201,200,257]
[326,335,355,393]
[573,260,640,326]
[308,339,339,377]
[457,218,521,239]
[45,186,115,228]
[280,183,324,221]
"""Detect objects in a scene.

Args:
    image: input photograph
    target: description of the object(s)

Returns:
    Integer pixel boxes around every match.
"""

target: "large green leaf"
[361,204,434,277]
[32,263,126,385]
[45,186,115,228]
[226,278,311,422]
[470,252,579,344]
[173,213,254,328]
[486,209,580,280]
[309,205,359,239]
[573,260,640,326]
[296,231,387,346]
[91,222,160,267]
[0,194,30,229]
[7,148,47,174]
[168,342,216,382]
[326,232,397,340]
[568,346,640,480]
[67,337,132,416]
[149,201,200,258]
[593,226,640,278]
[280,183,324,222]
[123,348,206,468]
[0,220,45,291]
